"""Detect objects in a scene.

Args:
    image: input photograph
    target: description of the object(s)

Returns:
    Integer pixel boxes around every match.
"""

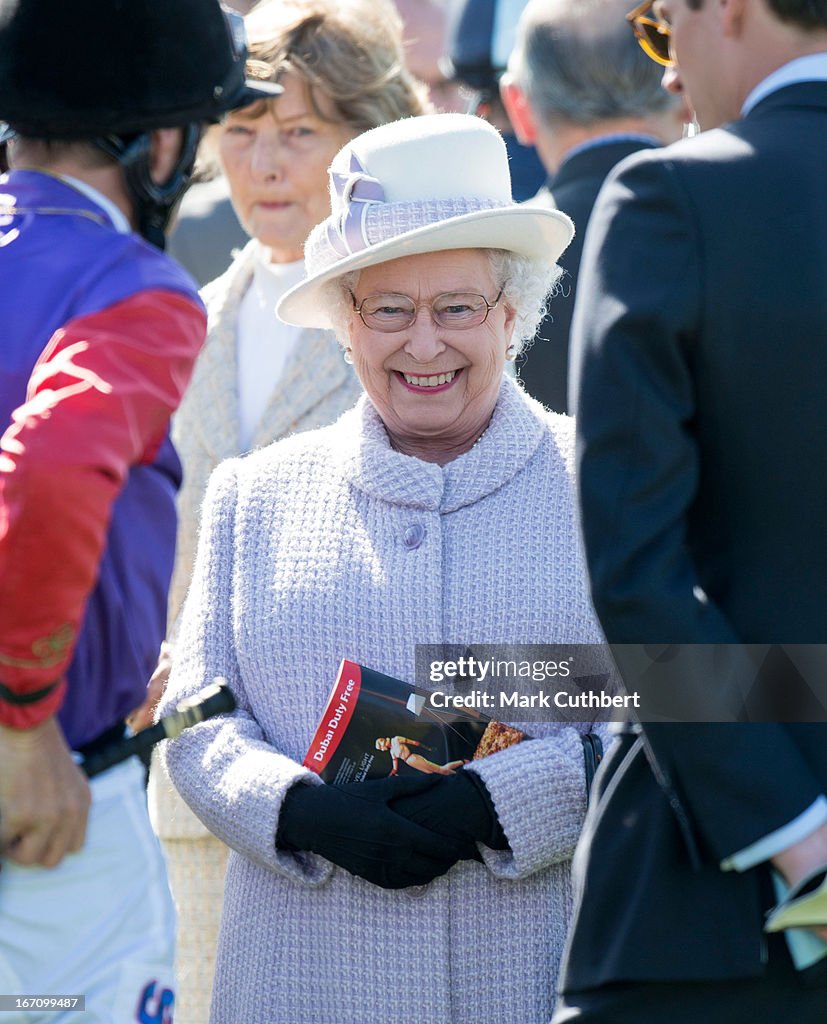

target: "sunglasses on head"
[626,1,674,68]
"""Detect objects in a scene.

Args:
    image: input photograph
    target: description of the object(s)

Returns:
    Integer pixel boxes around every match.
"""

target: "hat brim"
[277,205,574,330]
[232,78,283,108]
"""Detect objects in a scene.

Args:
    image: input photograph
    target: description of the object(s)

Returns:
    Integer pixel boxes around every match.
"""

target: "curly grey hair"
[322,249,562,354]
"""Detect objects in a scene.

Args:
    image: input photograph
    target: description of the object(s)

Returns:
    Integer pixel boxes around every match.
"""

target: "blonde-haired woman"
[144,2,428,1019]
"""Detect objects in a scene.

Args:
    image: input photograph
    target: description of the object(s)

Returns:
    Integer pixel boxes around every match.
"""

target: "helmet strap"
[0,122,16,173]
[94,123,202,250]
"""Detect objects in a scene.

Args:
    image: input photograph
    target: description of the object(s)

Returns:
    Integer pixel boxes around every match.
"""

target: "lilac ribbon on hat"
[325,152,385,258]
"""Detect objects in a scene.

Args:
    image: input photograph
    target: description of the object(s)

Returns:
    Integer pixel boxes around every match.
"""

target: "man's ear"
[500,74,538,145]
[720,0,747,38]
[148,127,185,186]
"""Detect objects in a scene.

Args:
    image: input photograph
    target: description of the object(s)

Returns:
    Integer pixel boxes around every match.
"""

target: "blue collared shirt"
[742,52,827,115]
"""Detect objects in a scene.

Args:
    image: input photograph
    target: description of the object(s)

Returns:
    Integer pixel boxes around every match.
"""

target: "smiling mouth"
[398,369,459,388]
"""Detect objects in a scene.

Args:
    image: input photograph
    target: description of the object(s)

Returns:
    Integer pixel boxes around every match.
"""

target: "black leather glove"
[390,769,509,851]
[276,775,479,889]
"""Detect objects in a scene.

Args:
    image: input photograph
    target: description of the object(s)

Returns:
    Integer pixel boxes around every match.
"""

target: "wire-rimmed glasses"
[351,288,504,333]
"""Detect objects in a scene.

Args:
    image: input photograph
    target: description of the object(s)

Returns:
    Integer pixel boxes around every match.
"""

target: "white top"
[236,244,306,449]
[60,174,131,233]
[742,52,827,115]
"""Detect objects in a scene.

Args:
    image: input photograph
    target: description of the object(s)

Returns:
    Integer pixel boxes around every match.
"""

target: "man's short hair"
[509,0,675,127]
[687,0,826,28]
[8,136,115,170]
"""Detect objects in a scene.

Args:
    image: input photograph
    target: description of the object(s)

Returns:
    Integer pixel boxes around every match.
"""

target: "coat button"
[405,883,430,899]
[403,524,425,549]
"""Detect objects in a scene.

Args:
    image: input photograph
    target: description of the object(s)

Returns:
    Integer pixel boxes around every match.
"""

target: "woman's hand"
[391,770,509,852]
[276,776,479,889]
[126,641,173,733]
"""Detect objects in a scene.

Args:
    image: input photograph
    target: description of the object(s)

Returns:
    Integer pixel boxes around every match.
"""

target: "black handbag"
[582,732,604,806]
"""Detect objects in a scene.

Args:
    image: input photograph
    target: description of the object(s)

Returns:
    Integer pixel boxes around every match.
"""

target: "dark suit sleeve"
[570,152,824,862]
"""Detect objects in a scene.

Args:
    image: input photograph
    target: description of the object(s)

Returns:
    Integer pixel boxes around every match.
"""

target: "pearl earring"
[343,348,354,365]
[505,344,517,361]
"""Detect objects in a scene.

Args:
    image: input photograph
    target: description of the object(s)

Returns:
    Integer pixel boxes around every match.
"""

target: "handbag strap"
[582,732,604,806]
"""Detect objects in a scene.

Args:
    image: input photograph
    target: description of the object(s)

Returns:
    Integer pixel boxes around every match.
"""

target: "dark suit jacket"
[562,82,827,989]
[517,140,659,413]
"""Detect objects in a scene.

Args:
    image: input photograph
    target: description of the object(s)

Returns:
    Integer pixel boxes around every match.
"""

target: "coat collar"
[192,240,351,458]
[550,138,660,194]
[250,321,351,448]
[743,78,827,120]
[4,169,122,230]
[336,374,549,512]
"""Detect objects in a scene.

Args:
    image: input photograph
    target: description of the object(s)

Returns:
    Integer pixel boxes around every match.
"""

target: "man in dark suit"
[500,0,687,412]
[555,1,827,1021]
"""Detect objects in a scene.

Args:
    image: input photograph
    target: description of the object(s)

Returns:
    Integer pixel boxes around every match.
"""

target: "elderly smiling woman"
[160,114,608,1024]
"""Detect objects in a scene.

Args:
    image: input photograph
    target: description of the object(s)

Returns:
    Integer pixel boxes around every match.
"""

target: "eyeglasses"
[626,1,674,68]
[351,288,504,333]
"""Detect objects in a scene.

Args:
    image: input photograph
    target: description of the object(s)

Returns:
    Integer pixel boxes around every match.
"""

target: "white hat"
[277,113,574,330]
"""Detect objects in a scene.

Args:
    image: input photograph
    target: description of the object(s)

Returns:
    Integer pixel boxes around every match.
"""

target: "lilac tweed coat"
[160,375,608,1024]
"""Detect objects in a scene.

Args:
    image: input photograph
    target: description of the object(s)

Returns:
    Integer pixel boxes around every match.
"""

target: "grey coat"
[161,376,608,1023]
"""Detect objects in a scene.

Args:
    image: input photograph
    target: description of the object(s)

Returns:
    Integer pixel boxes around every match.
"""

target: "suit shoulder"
[608,126,758,192]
